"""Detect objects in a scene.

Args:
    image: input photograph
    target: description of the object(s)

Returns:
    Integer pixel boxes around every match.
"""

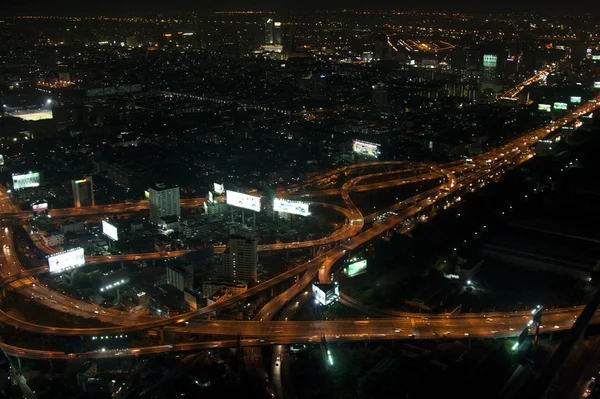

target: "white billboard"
[12,172,40,190]
[553,102,568,110]
[0,155,4,166]
[226,190,261,212]
[102,220,118,241]
[312,283,339,306]
[48,248,85,273]
[274,198,311,216]
[214,183,225,194]
[353,140,381,158]
[208,191,215,204]
[312,284,327,305]
[32,202,48,212]
[538,104,551,112]
[345,259,367,277]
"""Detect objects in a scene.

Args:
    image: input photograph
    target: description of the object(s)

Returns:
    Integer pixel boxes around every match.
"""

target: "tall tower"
[71,177,94,208]
[264,18,282,45]
[219,235,258,283]
[372,82,388,110]
[273,21,282,45]
[148,183,181,222]
[482,54,498,87]
[265,18,274,45]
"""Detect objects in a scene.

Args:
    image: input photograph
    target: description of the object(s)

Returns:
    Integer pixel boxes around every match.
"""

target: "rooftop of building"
[158,215,180,224]
[229,234,257,243]
[203,280,248,289]
[149,182,179,191]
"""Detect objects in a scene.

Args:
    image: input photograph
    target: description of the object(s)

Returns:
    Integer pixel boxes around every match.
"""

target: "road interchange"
[0,94,597,359]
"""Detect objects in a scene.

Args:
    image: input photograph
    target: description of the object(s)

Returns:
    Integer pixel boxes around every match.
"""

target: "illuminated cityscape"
[0,5,599,399]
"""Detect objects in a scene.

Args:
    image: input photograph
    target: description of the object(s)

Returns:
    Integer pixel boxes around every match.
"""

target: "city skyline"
[0,7,599,398]
[1,0,597,16]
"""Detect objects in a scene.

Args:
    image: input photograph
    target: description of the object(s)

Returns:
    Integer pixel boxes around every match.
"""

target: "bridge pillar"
[578,328,585,345]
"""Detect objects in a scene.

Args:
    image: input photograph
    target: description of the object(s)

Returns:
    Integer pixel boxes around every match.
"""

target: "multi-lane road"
[0,93,598,359]
[496,62,556,102]
[0,197,206,221]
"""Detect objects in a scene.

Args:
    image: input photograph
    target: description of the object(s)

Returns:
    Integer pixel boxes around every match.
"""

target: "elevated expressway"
[0,96,597,359]
[495,62,557,103]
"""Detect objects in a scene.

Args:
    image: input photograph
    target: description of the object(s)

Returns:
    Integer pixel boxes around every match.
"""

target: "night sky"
[0,0,596,16]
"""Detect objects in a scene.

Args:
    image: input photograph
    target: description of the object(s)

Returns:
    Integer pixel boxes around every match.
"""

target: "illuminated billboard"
[48,248,85,273]
[208,191,215,203]
[312,283,340,306]
[538,104,551,112]
[274,198,311,216]
[12,172,40,190]
[483,54,498,67]
[353,140,381,158]
[32,202,48,212]
[214,183,225,194]
[553,102,568,110]
[14,111,53,121]
[570,96,582,104]
[0,155,4,166]
[144,190,150,199]
[595,82,600,89]
[226,190,261,212]
[102,220,118,241]
[345,259,367,277]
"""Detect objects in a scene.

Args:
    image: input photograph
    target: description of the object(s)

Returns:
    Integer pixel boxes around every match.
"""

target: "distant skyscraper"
[167,265,193,291]
[125,36,138,48]
[219,235,258,283]
[482,54,498,81]
[273,21,282,46]
[374,35,391,60]
[372,82,388,110]
[451,47,470,72]
[71,176,94,208]
[264,18,282,45]
[313,73,327,94]
[148,183,180,222]
[504,55,520,78]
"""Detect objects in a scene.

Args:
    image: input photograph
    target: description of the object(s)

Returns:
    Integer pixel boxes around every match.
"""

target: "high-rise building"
[482,54,498,86]
[126,36,139,48]
[451,47,470,72]
[167,265,193,291]
[372,82,388,110]
[374,35,391,61]
[313,73,327,94]
[148,183,180,222]
[504,54,520,78]
[71,176,94,208]
[264,18,282,45]
[218,235,258,283]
